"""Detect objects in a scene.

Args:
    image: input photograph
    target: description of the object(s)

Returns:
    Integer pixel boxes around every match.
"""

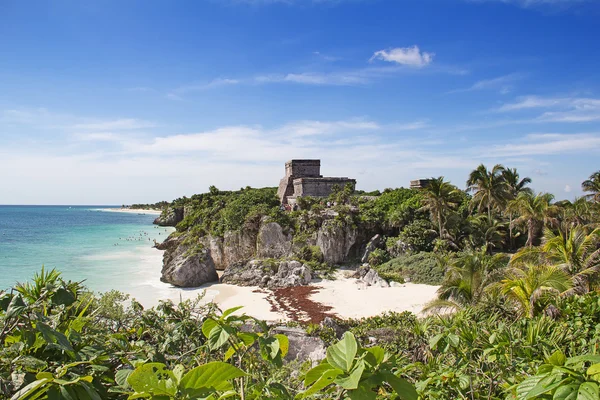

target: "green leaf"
[587,364,600,376]
[348,381,377,400]
[208,324,231,350]
[36,322,74,354]
[336,360,365,390]
[428,333,444,350]
[304,363,336,386]
[9,378,50,400]
[553,384,578,400]
[260,337,280,360]
[547,351,567,366]
[127,363,177,397]
[566,355,600,366]
[6,294,26,319]
[577,382,599,400]
[221,306,244,318]
[365,347,385,366]
[173,364,185,384]
[516,376,544,400]
[298,368,342,398]
[202,318,218,339]
[51,288,76,306]
[383,372,418,400]
[274,334,289,357]
[115,369,133,388]
[447,333,460,348]
[180,361,246,393]
[326,332,358,372]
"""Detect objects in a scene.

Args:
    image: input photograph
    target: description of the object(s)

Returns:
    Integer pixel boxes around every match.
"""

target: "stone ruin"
[277,159,356,205]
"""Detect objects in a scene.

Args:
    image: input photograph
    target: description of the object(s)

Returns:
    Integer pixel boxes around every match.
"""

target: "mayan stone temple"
[277,159,357,205]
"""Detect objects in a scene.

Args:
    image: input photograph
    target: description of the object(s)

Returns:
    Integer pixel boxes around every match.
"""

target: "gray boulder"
[153,207,184,227]
[221,260,312,289]
[257,221,293,259]
[362,268,390,288]
[316,220,358,264]
[361,234,384,263]
[160,241,219,287]
[271,326,326,364]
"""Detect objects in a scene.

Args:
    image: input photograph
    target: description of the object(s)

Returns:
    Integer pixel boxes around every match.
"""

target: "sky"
[1,0,600,205]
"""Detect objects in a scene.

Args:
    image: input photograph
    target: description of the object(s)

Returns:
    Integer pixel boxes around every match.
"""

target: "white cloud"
[467,0,591,9]
[168,78,240,99]
[448,73,522,94]
[254,72,368,86]
[564,184,572,192]
[370,46,434,67]
[495,95,600,123]
[483,132,600,157]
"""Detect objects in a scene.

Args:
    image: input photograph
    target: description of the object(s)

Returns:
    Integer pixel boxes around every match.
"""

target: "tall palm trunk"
[526,219,535,247]
[508,212,514,250]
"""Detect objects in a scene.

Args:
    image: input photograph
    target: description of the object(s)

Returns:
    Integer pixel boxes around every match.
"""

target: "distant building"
[277,160,356,204]
[410,179,433,189]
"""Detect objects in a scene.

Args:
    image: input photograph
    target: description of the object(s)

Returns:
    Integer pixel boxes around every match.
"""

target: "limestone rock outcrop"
[257,221,293,259]
[153,207,184,227]
[353,264,389,288]
[221,260,311,289]
[316,220,358,264]
[361,234,384,263]
[160,235,218,287]
[271,326,326,364]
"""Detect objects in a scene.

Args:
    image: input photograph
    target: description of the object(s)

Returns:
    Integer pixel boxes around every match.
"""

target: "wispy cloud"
[448,73,523,94]
[482,132,600,156]
[167,78,241,99]
[370,46,434,67]
[495,95,600,122]
[467,0,592,10]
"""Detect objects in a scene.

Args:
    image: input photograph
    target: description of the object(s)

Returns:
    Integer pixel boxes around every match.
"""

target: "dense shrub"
[367,248,390,266]
[376,252,444,285]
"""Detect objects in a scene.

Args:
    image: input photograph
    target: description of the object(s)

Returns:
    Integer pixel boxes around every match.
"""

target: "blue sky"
[1,0,600,204]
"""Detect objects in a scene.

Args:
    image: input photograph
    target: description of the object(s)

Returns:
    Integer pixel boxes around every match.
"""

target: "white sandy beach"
[125,244,440,322]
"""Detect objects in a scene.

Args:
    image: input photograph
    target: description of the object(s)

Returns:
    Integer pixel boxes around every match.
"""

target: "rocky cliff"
[157,210,374,288]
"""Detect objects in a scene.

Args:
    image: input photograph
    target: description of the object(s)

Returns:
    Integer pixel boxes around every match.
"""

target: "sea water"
[0,206,173,294]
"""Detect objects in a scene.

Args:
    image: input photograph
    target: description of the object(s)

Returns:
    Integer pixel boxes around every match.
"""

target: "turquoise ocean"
[0,206,172,294]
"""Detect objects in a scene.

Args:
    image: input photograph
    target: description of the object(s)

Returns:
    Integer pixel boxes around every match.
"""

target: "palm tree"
[420,177,461,239]
[502,168,532,249]
[556,197,594,232]
[502,168,533,198]
[425,247,507,312]
[511,226,600,293]
[582,171,600,202]
[500,263,572,317]
[509,192,558,247]
[467,215,506,252]
[467,164,510,220]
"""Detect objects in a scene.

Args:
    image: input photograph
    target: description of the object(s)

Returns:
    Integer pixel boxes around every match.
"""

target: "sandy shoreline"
[125,244,439,322]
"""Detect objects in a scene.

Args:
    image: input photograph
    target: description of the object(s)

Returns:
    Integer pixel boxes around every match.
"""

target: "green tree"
[509,192,558,247]
[511,226,600,293]
[425,247,507,312]
[500,263,572,317]
[420,177,461,240]
[582,170,600,202]
[502,168,532,249]
[466,163,510,220]
[502,167,533,198]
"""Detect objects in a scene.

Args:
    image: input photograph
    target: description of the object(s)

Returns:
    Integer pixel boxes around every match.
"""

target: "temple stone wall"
[278,159,356,204]
[292,178,356,198]
[285,160,321,178]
